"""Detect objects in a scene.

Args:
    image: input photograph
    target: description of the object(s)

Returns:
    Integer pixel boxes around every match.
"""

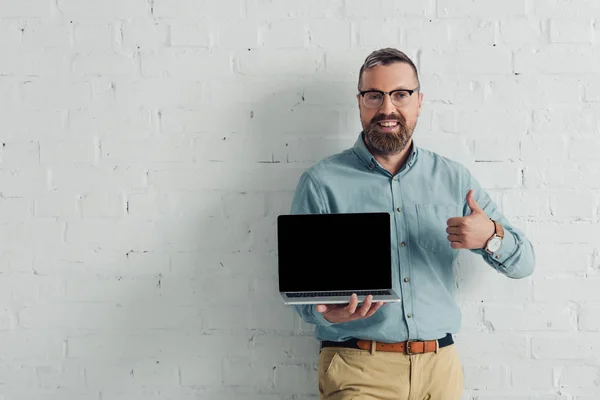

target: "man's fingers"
[315,304,330,313]
[447,234,461,242]
[345,293,359,314]
[446,217,465,227]
[446,226,460,234]
[450,241,465,249]
[356,295,373,317]
[364,301,385,318]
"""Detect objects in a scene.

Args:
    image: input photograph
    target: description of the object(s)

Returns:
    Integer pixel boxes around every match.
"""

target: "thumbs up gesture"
[446,189,496,250]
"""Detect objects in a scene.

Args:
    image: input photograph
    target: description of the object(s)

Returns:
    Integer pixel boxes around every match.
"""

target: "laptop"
[276,212,402,305]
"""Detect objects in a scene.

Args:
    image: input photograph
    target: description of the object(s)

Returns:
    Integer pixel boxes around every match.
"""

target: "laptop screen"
[277,212,392,292]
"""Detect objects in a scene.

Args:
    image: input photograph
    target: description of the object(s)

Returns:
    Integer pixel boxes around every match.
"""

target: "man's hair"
[358,48,420,89]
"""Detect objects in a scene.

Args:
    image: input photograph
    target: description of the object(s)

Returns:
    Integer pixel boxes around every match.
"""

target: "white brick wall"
[0,0,598,399]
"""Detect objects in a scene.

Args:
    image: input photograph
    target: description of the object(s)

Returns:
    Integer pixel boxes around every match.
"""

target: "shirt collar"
[352,131,419,172]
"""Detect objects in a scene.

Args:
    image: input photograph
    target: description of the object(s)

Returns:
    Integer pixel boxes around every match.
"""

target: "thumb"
[466,189,483,214]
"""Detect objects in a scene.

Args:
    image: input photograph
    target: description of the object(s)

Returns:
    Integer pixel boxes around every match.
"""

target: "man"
[288,48,535,400]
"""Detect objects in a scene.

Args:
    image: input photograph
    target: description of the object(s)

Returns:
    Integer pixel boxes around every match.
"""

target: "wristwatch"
[485,219,504,254]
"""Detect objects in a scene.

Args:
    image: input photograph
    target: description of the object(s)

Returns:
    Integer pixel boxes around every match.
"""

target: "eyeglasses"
[358,87,420,109]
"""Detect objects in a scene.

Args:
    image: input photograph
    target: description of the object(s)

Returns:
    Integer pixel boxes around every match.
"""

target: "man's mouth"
[376,120,399,127]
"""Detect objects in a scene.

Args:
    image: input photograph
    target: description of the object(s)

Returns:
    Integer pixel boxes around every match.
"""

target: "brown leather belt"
[321,333,453,355]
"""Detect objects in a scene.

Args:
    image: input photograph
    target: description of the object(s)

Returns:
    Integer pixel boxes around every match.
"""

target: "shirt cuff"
[311,305,335,327]
[492,229,517,265]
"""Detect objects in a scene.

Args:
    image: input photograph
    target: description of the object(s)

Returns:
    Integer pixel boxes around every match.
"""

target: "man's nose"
[379,94,396,115]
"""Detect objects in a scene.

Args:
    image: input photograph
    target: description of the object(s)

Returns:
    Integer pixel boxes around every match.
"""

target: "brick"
[48,165,148,192]
[20,80,93,110]
[34,192,79,218]
[216,21,258,49]
[550,190,595,219]
[65,220,161,247]
[0,20,21,47]
[421,49,512,75]
[248,0,343,19]
[131,361,179,388]
[0,364,38,388]
[570,136,600,160]
[469,162,522,190]
[463,364,508,390]
[73,22,117,51]
[35,362,86,390]
[40,139,97,164]
[454,334,528,361]
[520,136,569,162]
[535,0,600,18]
[85,363,135,389]
[222,357,270,387]
[273,363,315,395]
[532,244,592,273]
[511,363,555,390]
[170,23,211,47]
[550,19,594,43]
[345,0,433,18]
[0,0,50,17]
[0,331,65,360]
[579,306,600,332]
[21,21,71,48]
[237,49,324,76]
[502,189,551,218]
[534,277,600,302]
[484,304,576,331]
[79,191,125,218]
[0,141,39,168]
[121,20,168,51]
[179,358,222,387]
[57,0,149,19]
[456,267,532,303]
[103,136,194,164]
[308,20,351,49]
[438,0,527,18]
[263,20,307,48]
[0,197,30,224]
[153,0,243,19]
[73,53,139,76]
[499,18,545,44]
[516,47,600,74]
[142,49,231,77]
[355,21,402,49]
[472,139,520,162]
[533,336,600,360]
[556,366,600,388]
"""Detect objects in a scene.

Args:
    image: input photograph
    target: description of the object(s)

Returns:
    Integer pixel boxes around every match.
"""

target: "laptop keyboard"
[288,290,391,298]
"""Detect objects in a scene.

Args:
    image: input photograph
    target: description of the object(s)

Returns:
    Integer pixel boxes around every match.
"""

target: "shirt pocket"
[415,204,460,253]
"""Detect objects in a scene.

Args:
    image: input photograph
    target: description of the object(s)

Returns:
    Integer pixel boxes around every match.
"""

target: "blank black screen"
[277,212,392,292]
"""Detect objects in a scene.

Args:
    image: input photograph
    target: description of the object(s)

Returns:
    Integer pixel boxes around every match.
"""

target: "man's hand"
[316,294,385,324]
[446,189,495,250]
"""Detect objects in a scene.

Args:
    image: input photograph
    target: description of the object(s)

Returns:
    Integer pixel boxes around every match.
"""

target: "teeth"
[379,121,398,127]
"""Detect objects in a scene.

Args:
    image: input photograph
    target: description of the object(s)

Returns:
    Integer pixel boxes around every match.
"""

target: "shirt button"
[396,207,402,212]
[495,255,501,259]
[404,277,409,283]
[401,242,406,247]
[407,313,412,318]
[393,177,397,181]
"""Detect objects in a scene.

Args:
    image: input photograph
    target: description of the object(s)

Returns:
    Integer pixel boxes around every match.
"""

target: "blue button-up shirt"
[289,132,535,343]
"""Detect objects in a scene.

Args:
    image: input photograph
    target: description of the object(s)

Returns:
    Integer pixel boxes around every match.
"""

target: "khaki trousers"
[318,343,464,400]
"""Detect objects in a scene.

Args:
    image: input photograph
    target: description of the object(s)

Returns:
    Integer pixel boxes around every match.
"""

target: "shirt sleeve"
[288,170,334,327]
[463,170,536,279]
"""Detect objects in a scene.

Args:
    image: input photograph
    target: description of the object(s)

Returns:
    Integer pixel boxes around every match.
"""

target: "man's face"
[357,62,423,155]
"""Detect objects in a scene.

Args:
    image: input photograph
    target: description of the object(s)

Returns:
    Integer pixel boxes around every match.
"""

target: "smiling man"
[289,48,535,399]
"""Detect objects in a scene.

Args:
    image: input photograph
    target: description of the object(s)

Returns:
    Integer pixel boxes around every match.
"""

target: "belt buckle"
[405,340,417,355]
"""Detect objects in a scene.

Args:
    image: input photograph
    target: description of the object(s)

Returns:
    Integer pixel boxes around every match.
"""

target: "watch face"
[488,237,502,252]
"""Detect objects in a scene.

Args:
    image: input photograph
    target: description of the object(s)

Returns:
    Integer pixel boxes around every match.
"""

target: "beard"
[362,113,415,155]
